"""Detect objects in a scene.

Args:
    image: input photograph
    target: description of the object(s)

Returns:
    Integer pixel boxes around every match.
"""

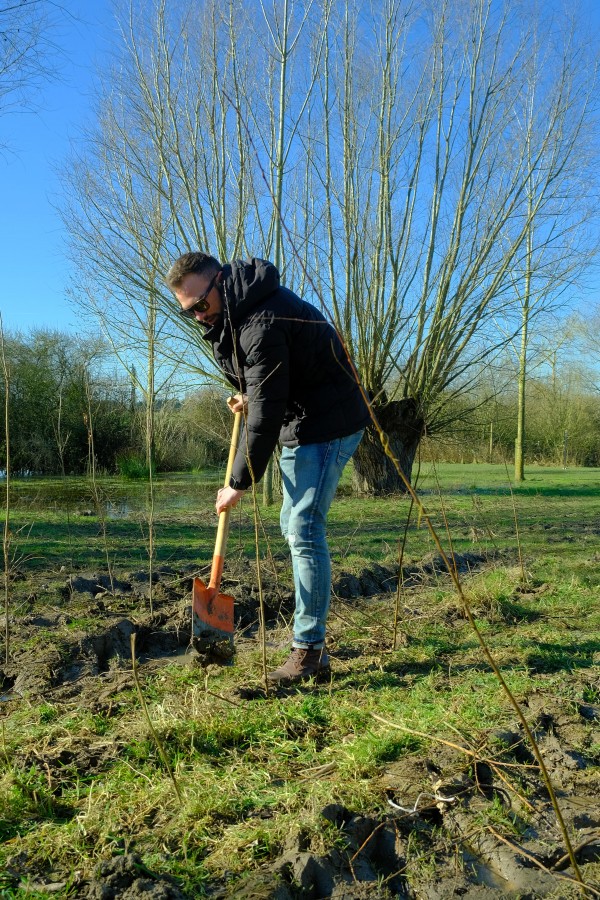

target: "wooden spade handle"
[208,411,242,590]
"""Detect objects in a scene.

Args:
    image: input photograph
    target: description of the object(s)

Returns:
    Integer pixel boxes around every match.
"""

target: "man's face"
[175,270,223,327]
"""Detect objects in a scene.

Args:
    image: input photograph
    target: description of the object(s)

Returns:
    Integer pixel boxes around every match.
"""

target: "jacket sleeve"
[229,318,289,490]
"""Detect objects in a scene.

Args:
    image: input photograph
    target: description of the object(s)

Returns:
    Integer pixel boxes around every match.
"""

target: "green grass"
[3,463,599,573]
[115,454,154,480]
[0,463,599,895]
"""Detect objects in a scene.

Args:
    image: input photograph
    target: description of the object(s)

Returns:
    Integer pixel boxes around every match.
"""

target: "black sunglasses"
[178,271,220,319]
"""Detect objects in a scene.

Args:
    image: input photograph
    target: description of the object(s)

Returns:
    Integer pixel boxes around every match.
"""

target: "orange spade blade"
[192,576,234,642]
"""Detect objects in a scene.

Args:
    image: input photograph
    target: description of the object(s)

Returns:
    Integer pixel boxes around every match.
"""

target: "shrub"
[116,453,152,480]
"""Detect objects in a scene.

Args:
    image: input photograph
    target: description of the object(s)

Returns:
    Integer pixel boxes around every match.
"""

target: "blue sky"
[1,0,599,337]
[0,0,117,334]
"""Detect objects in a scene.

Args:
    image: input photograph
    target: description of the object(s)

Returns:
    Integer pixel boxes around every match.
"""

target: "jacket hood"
[223,258,280,324]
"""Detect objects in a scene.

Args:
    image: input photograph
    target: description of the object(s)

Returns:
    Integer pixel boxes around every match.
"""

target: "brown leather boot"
[267,647,331,685]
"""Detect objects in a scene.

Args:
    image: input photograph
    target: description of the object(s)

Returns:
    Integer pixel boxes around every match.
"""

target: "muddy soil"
[1,553,599,898]
[225,692,600,899]
[83,854,189,899]
[0,551,502,699]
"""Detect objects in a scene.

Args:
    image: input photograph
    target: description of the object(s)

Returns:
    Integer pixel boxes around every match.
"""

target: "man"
[166,252,370,685]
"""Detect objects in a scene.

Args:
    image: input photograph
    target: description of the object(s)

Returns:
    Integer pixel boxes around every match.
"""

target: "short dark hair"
[165,251,221,290]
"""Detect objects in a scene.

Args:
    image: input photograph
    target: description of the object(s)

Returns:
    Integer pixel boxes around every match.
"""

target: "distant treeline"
[0,330,230,477]
[1,330,599,477]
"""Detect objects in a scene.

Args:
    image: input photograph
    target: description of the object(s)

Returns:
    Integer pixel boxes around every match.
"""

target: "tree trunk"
[514,193,532,483]
[352,399,424,495]
[262,457,274,506]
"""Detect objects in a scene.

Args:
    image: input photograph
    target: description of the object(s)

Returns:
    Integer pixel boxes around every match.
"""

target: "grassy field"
[0,463,599,898]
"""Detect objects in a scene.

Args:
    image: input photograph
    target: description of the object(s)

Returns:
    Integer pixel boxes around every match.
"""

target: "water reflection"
[0,472,223,519]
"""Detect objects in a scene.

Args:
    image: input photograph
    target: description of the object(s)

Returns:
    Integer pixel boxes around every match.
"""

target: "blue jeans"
[279,430,364,649]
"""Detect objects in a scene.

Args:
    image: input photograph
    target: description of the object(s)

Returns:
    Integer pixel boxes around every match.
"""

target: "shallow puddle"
[0,472,221,518]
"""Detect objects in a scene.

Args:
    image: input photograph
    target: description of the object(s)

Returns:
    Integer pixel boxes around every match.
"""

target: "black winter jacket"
[202,259,370,490]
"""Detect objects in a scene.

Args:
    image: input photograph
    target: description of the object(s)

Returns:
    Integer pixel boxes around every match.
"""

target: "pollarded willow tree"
[63,0,599,494]
[309,0,599,492]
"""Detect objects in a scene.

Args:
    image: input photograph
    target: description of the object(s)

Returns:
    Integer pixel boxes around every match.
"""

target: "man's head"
[166,252,224,327]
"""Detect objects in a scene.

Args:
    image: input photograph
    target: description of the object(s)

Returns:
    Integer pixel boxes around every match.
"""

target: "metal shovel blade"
[193,578,234,637]
[192,410,241,664]
[192,578,235,663]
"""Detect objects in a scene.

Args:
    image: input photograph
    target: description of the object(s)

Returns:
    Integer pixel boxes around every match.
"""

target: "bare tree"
[574,304,600,393]
[507,16,599,482]
[61,0,599,495]
[0,0,64,134]
[61,0,324,455]
[309,0,599,492]
[61,2,187,467]
[62,0,251,383]
[252,0,327,503]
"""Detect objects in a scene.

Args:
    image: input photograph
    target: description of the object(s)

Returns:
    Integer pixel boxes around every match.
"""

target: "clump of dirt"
[2,851,193,899]
[17,736,118,788]
[1,606,193,698]
[333,550,505,599]
[83,853,188,899]
[0,562,206,698]
[225,804,405,899]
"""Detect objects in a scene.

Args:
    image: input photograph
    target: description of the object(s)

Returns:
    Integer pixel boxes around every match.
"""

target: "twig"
[1,719,10,767]
[228,341,270,693]
[204,689,243,708]
[370,714,539,771]
[502,458,527,583]
[250,481,269,695]
[83,366,115,594]
[130,633,182,805]
[380,825,491,884]
[298,761,337,782]
[393,491,415,651]
[444,721,536,812]
[1,314,11,666]
[487,825,600,897]
[121,757,154,784]
[330,602,394,636]
[430,455,460,584]
[552,832,600,873]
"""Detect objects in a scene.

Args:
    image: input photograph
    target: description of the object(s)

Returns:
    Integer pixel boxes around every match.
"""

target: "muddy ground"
[1,553,599,898]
